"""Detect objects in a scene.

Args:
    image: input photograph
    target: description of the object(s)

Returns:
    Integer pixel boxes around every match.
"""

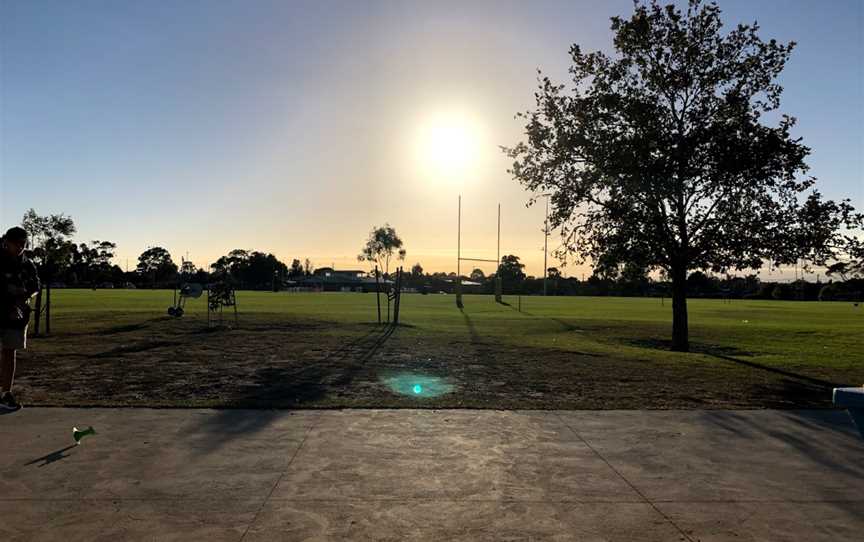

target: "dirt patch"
[14,314,863,409]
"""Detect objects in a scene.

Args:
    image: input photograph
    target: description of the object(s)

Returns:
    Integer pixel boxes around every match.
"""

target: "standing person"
[0,227,40,411]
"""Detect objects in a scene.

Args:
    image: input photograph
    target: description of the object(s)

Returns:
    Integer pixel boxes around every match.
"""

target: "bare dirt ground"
[14,315,861,409]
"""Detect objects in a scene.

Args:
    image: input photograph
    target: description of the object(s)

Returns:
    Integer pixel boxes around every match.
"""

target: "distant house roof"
[313,268,367,277]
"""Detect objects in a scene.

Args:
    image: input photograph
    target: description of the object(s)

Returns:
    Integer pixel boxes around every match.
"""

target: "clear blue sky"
[1,0,861,277]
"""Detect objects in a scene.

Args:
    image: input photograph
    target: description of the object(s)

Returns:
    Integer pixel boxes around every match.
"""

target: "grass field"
[14,290,864,409]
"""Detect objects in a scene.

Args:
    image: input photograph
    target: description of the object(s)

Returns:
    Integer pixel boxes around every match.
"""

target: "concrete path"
[2,408,862,541]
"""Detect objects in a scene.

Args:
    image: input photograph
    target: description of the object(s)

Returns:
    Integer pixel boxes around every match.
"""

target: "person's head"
[2,227,28,256]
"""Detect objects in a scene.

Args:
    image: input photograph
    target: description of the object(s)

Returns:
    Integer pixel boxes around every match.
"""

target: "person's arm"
[24,261,41,299]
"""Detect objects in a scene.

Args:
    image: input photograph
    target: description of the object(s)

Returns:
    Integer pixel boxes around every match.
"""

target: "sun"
[415,112,484,182]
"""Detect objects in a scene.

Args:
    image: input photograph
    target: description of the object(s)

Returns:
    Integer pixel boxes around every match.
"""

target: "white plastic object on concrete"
[833,387,864,439]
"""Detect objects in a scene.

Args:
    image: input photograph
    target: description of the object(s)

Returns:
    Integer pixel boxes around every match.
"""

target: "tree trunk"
[671,266,689,352]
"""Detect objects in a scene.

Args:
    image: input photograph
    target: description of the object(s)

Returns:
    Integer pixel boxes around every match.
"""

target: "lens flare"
[382,372,455,398]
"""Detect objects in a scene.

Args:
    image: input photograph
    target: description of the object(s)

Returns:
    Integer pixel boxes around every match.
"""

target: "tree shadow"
[626,337,758,358]
[697,409,864,515]
[189,324,397,453]
[93,317,167,336]
[624,337,844,389]
[706,352,844,389]
[87,340,181,358]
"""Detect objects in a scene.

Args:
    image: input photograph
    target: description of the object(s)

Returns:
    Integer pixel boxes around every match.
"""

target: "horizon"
[2,0,862,281]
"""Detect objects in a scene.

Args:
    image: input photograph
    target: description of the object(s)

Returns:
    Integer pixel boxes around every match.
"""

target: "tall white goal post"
[456,195,502,308]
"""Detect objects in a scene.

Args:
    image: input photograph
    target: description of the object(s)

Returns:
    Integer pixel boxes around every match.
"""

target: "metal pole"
[497,203,500,266]
[543,196,549,296]
[45,285,51,335]
[375,266,381,324]
[456,195,463,308]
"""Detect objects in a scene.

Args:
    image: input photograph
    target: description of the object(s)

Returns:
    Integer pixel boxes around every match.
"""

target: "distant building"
[301,269,391,292]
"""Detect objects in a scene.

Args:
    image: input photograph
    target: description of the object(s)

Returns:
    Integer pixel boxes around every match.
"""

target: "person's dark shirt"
[0,247,41,327]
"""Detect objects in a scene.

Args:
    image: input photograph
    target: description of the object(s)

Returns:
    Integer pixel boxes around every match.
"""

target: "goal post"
[456,196,502,307]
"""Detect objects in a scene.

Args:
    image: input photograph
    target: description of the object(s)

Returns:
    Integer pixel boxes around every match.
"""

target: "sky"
[1,0,862,280]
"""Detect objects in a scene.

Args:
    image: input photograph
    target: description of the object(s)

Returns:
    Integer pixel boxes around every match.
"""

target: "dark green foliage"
[497,255,526,292]
[21,208,77,281]
[136,247,177,287]
[358,223,406,277]
[210,249,288,290]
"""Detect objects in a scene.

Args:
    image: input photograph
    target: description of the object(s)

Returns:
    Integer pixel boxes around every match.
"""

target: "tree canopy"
[136,247,177,285]
[358,223,407,276]
[21,208,77,280]
[504,0,862,350]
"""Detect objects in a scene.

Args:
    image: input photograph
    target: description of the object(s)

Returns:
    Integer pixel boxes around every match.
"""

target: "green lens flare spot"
[381,372,455,398]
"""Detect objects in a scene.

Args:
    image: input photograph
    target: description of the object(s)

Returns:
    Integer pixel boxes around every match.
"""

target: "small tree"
[21,209,77,334]
[358,223,406,277]
[180,260,197,277]
[504,0,862,350]
[411,263,424,277]
[289,258,305,279]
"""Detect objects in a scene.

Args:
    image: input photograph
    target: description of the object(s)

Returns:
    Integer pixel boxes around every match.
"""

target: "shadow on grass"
[626,337,844,390]
[626,337,757,357]
[89,340,182,358]
[460,308,482,345]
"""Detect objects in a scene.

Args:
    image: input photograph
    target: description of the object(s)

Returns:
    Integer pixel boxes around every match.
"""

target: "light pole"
[457,194,463,308]
[544,196,549,295]
[539,193,551,296]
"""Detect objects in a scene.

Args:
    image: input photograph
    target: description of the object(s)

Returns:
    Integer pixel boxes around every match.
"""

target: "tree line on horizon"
[14,208,862,303]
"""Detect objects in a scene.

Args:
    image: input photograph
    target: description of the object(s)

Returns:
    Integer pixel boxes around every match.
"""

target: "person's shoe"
[0,392,22,412]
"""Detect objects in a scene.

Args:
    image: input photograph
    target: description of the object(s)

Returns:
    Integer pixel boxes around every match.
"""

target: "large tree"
[136,247,177,286]
[504,0,861,351]
[71,240,117,285]
[497,255,526,293]
[358,223,407,277]
[21,209,76,282]
[21,209,77,334]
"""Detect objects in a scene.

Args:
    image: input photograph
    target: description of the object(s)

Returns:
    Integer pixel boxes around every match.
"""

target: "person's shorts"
[0,326,27,350]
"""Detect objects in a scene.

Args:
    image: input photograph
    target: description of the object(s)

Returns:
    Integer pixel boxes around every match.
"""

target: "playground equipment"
[375,266,404,325]
[207,279,238,327]
[167,283,204,317]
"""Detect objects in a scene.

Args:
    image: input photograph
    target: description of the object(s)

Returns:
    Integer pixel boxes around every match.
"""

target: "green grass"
[17,289,862,409]
[47,289,864,371]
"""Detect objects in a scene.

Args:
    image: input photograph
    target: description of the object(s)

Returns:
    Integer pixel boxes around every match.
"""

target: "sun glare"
[416,112,484,182]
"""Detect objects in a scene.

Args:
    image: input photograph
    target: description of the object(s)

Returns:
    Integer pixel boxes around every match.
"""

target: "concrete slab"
[1,499,260,542]
[2,408,862,541]
[657,502,864,542]
[244,501,683,541]
[556,410,864,502]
